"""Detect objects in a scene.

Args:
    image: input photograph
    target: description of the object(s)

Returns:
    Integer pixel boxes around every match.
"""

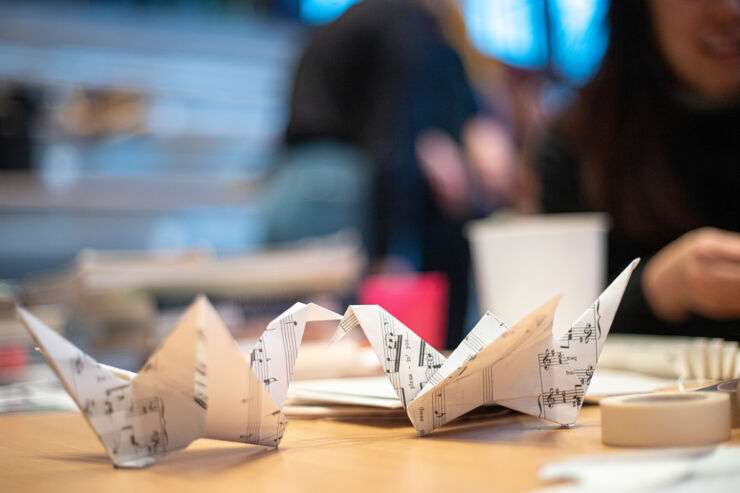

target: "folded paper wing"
[206,300,341,445]
[330,304,447,407]
[18,296,341,467]
[333,259,639,435]
[483,258,640,426]
[407,295,560,435]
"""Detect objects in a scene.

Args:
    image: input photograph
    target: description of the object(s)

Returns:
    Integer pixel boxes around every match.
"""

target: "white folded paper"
[537,445,740,493]
[18,296,341,467]
[331,259,639,435]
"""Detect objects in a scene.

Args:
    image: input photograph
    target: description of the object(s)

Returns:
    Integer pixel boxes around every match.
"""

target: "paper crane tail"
[17,305,208,467]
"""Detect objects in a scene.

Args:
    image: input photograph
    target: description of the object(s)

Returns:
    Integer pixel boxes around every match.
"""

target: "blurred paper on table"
[0,364,77,413]
[332,259,639,435]
[598,334,739,381]
[18,297,340,468]
[287,376,401,409]
[284,404,407,419]
[285,377,512,423]
[24,237,365,303]
[537,446,740,493]
[586,368,678,398]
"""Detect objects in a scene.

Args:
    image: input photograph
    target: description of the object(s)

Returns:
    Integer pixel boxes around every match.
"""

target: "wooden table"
[1,406,738,493]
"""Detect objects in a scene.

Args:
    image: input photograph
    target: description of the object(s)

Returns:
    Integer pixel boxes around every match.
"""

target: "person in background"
[534,0,740,340]
[0,87,36,171]
[272,0,516,346]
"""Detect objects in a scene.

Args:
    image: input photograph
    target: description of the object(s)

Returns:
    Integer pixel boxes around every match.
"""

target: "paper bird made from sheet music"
[18,297,341,468]
[331,259,639,435]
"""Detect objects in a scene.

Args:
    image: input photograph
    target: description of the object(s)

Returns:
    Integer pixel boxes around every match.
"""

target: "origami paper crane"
[18,297,341,467]
[331,259,639,435]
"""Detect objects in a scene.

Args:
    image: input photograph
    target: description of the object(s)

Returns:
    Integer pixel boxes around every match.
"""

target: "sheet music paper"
[332,259,639,435]
[18,296,341,467]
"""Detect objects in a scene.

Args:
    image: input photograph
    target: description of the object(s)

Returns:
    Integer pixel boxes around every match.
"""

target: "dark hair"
[556,0,700,243]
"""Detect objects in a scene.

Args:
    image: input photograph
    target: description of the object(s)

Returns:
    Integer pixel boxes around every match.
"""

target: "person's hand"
[643,227,740,322]
[463,116,516,209]
[415,129,471,219]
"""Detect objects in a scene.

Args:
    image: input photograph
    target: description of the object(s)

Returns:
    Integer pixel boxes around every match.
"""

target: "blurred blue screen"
[302,0,609,84]
[549,0,609,83]
[465,0,549,69]
[464,0,608,83]
[301,0,358,24]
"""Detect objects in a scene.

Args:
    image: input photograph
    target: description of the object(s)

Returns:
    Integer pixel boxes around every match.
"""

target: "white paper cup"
[466,213,608,333]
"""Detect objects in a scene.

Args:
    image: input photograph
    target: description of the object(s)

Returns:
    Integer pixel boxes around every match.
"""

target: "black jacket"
[536,101,740,340]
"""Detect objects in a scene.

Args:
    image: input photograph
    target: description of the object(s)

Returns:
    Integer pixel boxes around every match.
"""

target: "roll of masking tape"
[717,380,739,428]
[601,392,730,447]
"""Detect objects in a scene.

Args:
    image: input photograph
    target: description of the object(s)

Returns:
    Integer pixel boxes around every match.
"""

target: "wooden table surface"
[2,406,738,493]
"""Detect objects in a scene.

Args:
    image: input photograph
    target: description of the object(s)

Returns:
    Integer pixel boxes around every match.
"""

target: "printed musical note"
[538,385,583,418]
[559,329,573,349]
[570,365,595,385]
[538,348,568,370]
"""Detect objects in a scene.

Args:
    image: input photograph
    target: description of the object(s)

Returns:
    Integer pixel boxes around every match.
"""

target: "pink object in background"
[0,343,28,383]
[358,272,449,351]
